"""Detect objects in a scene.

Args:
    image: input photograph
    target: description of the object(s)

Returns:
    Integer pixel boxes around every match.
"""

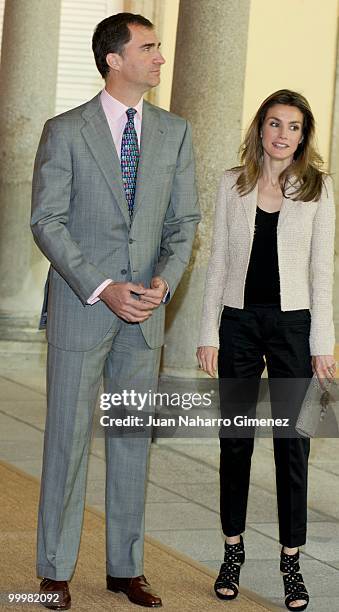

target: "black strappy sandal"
[280,548,309,611]
[214,535,245,600]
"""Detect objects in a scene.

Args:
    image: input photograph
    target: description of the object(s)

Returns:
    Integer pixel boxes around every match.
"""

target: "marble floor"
[0,345,338,611]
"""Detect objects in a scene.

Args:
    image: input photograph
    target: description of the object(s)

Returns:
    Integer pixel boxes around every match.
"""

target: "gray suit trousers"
[37,320,161,581]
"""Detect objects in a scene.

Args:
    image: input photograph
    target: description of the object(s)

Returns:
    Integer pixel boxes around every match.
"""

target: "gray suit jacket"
[31,93,200,351]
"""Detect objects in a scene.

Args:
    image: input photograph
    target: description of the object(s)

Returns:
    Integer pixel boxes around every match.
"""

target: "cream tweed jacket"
[198,169,336,355]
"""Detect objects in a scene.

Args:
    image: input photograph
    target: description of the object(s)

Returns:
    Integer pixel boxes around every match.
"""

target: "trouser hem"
[280,532,307,548]
[222,527,246,537]
[36,565,74,581]
[106,563,143,578]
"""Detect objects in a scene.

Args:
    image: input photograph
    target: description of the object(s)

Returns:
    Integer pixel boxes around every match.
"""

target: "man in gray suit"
[31,12,199,610]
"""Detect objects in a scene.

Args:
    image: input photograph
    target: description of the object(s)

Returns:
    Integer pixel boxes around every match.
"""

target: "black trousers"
[218,304,313,548]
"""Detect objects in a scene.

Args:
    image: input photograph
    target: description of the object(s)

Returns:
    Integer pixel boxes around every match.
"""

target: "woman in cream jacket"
[197,90,336,611]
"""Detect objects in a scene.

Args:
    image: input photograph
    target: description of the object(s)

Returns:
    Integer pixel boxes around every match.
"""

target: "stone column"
[162,0,251,376]
[0,0,61,342]
[330,21,339,344]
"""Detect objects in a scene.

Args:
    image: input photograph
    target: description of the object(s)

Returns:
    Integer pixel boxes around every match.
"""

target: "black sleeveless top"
[244,206,280,306]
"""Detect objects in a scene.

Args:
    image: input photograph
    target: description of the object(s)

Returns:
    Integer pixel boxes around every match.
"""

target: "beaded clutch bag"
[296,374,338,438]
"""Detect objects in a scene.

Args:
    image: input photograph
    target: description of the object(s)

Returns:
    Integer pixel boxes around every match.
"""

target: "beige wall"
[157,0,338,166]
[242,0,338,166]
[156,0,179,110]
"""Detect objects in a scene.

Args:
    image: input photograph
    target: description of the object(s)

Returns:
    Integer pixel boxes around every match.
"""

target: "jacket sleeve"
[153,120,200,295]
[31,120,108,305]
[309,174,336,355]
[197,172,229,348]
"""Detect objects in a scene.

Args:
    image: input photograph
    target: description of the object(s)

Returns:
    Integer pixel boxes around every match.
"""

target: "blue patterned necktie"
[121,108,139,220]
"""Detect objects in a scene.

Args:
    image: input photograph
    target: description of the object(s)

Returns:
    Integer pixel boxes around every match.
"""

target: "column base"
[0,314,46,347]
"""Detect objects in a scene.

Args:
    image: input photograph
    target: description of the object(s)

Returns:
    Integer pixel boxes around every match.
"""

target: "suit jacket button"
[121,269,127,275]
[129,239,134,244]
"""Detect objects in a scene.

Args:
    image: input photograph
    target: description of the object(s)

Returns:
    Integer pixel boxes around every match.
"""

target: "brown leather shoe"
[107,574,162,607]
[39,578,71,610]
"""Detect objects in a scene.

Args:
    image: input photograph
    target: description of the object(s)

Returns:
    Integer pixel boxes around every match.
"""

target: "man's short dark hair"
[92,12,154,79]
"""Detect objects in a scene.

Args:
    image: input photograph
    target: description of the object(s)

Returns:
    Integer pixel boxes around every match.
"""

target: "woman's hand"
[312,355,336,386]
[196,346,218,378]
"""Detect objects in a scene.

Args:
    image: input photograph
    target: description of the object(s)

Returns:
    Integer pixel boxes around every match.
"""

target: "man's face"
[108,24,165,91]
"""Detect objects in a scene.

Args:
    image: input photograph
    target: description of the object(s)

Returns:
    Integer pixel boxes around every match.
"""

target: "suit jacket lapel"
[131,101,166,219]
[277,196,291,234]
[81,94,131,227]
[278,175,303,233]
[277,176,300,233]
[240,182,258,235]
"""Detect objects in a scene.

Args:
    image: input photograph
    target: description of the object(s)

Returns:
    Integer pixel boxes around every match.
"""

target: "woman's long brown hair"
[236,89,326,201]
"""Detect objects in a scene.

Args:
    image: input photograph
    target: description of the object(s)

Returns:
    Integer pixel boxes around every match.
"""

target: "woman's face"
[261,104,304,163]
